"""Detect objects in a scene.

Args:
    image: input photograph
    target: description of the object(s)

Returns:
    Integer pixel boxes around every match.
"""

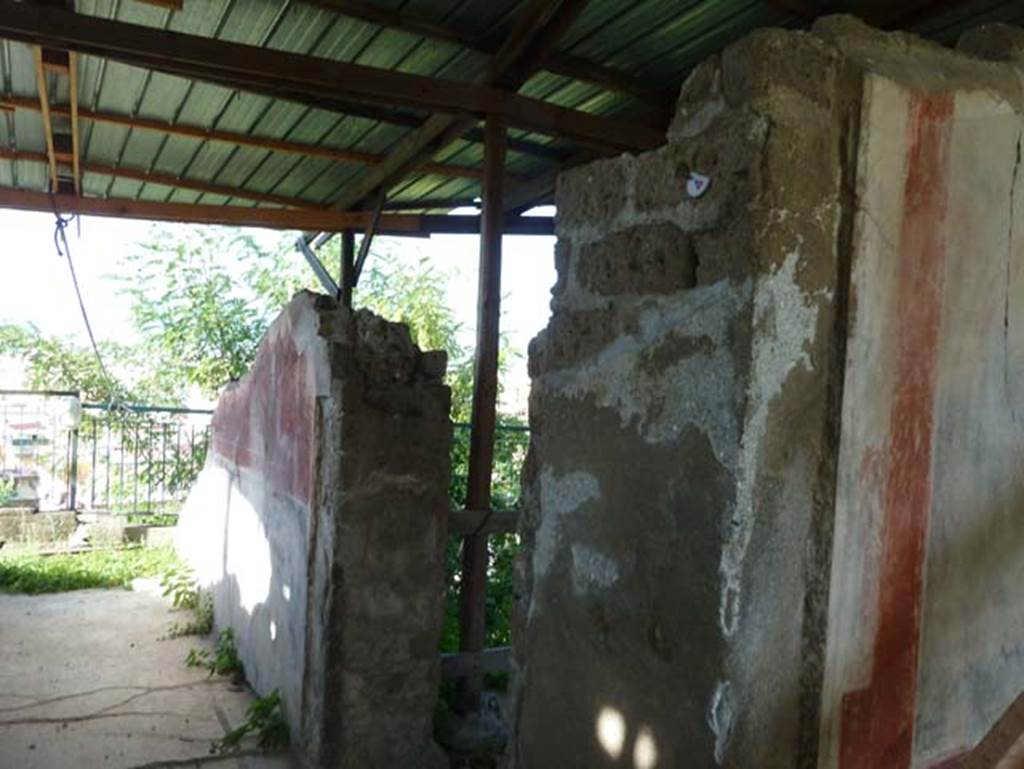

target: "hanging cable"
[51,210,120,405]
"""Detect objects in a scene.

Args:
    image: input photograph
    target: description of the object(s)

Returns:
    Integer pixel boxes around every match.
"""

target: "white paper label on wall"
[686,172,711,199]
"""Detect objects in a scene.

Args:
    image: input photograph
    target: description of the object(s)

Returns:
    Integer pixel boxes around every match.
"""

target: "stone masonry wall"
[176,292,451,769]
[512,16,1024,769]
[511,22,856,769]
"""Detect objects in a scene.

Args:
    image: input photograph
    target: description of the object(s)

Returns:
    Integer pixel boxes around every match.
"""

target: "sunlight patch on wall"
[596,706,626,759]
[634,726,659,768]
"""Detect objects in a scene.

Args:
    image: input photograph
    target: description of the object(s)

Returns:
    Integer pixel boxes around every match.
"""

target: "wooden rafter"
[0,96,496,181]
[380,196,480,212]
[0,186,555,235]
[544,51,670,107]
[0,2,665,153]
[313,115,472,241]
[0,147,321,208]
[68,51,80,194]
[314,0,594,233]
[84,64,570,161]
[31,46,58,192]
[40,47,69,73]
[492,0,591,89]
[300,0,666,107]
[132,0,182,9]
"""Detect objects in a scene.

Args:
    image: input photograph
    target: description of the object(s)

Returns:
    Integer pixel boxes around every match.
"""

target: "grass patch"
[0,546,180,594]
[124,512,179,527]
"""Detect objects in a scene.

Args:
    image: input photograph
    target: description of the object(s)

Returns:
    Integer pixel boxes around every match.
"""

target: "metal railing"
[0,390,212,516]
[78,402,213,516]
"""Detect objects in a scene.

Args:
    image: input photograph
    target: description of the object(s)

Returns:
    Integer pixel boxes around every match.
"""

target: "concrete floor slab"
[0,579,295,769]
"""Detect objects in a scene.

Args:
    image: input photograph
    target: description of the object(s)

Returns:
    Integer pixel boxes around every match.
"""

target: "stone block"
[555,156,631,238]
[575,224,695,297]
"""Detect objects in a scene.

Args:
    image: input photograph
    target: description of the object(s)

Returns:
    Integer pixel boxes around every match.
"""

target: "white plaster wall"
[819,74,1024,769]
[175,294,329,739]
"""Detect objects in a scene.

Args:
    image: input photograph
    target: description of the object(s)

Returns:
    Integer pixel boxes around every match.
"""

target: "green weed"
[160,561,199,609]
[125,512,179,527]
[167,589,213,638]
[215,689,289,754]
[187,628,244,680]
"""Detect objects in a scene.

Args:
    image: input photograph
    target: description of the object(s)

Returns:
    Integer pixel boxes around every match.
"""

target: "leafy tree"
[0,323,140,403]
[117,229,280,400]
[3,223,528,653]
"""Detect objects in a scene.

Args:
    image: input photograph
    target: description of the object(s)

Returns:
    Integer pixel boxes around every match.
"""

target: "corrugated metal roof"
[1,0,1023,218]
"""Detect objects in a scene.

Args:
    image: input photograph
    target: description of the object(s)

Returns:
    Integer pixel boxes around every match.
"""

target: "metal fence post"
[68,427,79,510]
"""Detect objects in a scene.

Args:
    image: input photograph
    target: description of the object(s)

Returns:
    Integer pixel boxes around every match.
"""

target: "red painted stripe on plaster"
[212,327,314,504]
[839,91,955,769]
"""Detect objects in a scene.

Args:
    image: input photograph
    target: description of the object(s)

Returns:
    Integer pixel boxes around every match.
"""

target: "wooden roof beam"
[313,0,596,239]
[379,196,480,212]
[492,0,591,90]
[0,146,321,207]
[139,68,567,159]
[132,0,183,9]
[0,186,555,235]
[40,47,69,73]
[68,51,80,194]
[31,46,58,192]
[301,0,667,108]
[0,96,492,180]
[0,2,665,153]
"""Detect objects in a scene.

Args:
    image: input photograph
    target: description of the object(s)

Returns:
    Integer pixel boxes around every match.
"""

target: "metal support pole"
[340,229,355,307]
[296,237,339,298]
[456,113,506,714]
[68,428,78,510]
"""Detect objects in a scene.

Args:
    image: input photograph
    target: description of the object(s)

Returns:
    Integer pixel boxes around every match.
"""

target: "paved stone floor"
[0,579,294,769]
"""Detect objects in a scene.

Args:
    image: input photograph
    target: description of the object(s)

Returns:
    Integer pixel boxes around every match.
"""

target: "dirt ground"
[0,579,294,769]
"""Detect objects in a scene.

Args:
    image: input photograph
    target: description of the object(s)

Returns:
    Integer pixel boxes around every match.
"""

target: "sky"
[0,207,558,415]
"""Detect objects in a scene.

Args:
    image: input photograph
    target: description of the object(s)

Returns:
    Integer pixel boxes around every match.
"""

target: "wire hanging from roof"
[51,208,121,407]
